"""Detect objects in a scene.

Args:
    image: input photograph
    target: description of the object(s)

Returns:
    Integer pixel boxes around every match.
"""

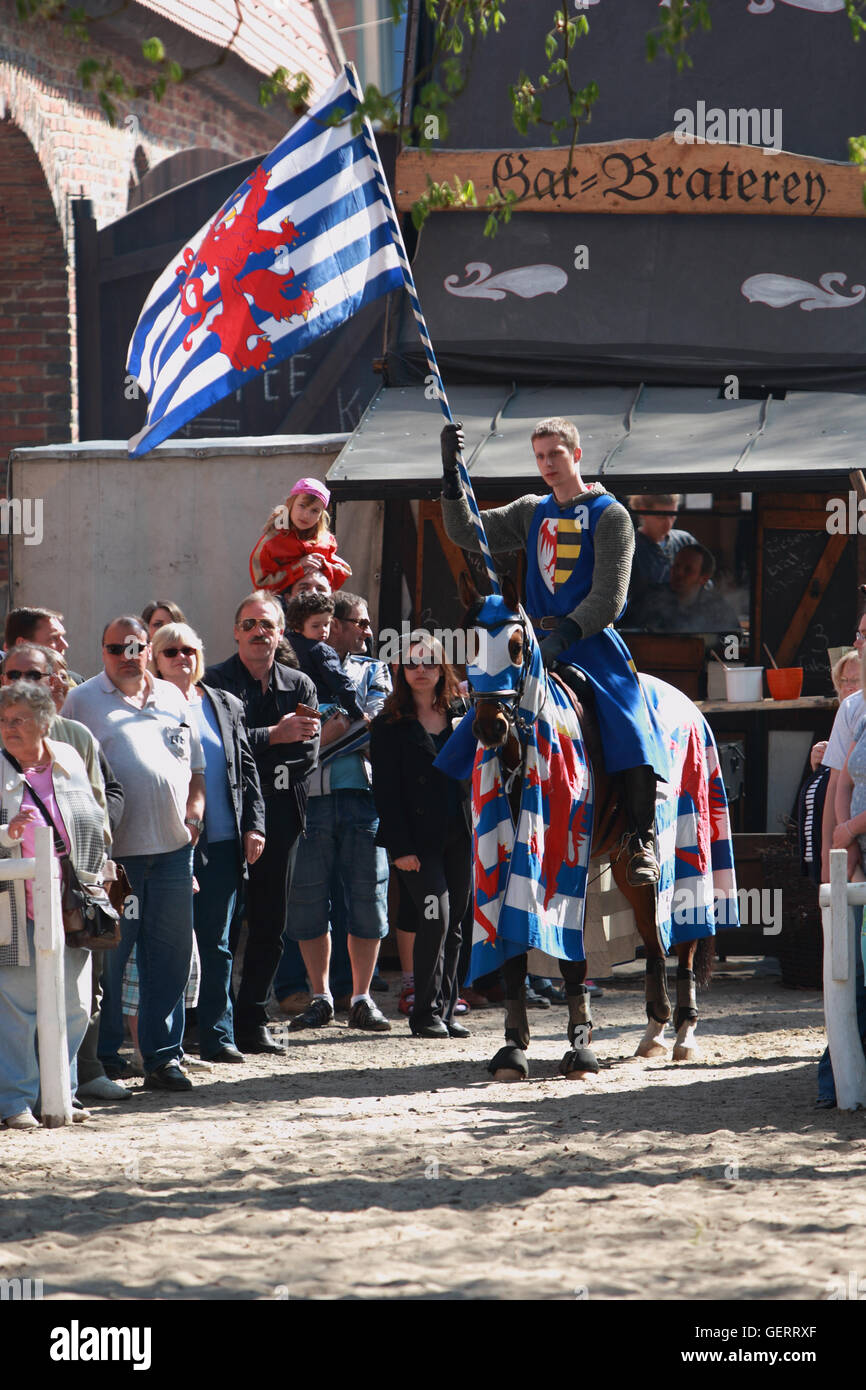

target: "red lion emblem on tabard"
[176,165,315,372]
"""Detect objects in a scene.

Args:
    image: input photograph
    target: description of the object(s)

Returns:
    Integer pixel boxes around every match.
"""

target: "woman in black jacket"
[370,636,471,1038]
[152,622,266,1063]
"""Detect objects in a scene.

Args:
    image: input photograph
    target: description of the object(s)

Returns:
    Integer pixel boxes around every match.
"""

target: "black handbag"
[5,756,120,952]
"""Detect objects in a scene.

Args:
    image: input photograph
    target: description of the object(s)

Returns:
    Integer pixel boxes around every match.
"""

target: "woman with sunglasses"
[152,623,266,1063]
[369,636,471,1038]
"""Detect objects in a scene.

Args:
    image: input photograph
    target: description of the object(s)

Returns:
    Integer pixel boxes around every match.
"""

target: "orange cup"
[766,667,803,701]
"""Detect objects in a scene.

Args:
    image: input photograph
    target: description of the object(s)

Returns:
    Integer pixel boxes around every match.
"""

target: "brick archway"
[0,118,71,461]
[0,119,71,615]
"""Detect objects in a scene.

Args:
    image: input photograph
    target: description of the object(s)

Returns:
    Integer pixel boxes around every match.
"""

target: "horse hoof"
[488,1045,529,1081]
[673,1044,699,1062]
[559,1048,599,1079]
[635,1041,668,1059]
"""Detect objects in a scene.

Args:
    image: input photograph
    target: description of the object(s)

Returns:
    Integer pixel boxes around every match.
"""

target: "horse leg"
[606,847,671,1058]
[637,954,672,1058]
[672,942,700,1062]
[558,958,600,1079]
[488,952,530,1081]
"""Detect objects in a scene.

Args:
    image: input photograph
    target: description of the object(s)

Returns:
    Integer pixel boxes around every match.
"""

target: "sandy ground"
[1,959,865,1302]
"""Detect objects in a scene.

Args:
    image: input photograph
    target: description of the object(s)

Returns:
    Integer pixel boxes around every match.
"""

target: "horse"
[455,573,737,1083]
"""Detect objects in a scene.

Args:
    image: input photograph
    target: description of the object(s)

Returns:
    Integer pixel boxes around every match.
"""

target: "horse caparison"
[459,571,714,1082]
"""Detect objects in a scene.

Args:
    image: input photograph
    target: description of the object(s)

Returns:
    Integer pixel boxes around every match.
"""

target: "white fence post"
[819,849,866,1112]
[33,824,71,1127]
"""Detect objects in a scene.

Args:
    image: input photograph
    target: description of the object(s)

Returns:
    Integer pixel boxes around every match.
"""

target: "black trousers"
[397,824,471,1027]
[234,797,301,1032]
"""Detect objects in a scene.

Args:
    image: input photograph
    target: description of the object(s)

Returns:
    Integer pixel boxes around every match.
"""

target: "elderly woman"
[0,682,109,1128]
[151,622,265,1062]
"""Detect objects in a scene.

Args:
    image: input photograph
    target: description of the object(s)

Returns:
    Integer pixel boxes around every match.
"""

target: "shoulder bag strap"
[1,751,68,858]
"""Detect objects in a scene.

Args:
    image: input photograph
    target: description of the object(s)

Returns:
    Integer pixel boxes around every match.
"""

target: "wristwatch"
[185,817,205,835]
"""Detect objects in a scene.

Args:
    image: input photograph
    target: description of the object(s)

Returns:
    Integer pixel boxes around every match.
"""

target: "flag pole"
[343,63,501,596]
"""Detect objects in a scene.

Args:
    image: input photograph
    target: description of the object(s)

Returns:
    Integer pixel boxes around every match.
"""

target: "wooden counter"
[696,695,837,832]
[696,695,838,715]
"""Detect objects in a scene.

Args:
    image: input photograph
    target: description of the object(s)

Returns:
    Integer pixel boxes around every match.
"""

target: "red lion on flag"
[177,165,315,371]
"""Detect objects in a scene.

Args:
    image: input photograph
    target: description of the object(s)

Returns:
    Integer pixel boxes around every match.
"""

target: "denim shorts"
[285,790,389,942]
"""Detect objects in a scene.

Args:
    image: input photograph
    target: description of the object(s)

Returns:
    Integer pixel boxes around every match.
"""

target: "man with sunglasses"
[63,616,205,1092]
[203,592,320,1054]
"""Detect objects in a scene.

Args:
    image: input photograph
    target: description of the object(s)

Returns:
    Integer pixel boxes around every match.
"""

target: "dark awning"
[327,383,866,497]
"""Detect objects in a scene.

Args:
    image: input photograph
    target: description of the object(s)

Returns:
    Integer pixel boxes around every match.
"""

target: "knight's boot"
[622,763,660,887]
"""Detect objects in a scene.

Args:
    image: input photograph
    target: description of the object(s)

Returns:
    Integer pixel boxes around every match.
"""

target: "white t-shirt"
[63,672,204,858]
[822,691,866,771]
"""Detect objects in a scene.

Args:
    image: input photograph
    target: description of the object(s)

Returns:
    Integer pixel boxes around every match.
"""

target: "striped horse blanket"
[456,597,738,984]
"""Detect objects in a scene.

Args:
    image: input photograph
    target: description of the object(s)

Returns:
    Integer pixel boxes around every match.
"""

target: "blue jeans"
[817,914,866,1103]
[0,921,90,1120]
[99,843,194,1074]
[194,840,241,1057]
[284,791,389,944]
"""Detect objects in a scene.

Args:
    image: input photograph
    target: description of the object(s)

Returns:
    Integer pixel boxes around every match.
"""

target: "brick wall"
[0,6,336,616]
[0,9,296,239]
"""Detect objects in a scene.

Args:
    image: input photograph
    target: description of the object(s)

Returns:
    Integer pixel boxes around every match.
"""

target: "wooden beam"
[396,134,866,218]
[776,534,849,667]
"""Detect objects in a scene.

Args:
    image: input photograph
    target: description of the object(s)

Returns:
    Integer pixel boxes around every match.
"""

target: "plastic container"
[724,665,764,703]
[707,663,728,701]
[766,666,803,701]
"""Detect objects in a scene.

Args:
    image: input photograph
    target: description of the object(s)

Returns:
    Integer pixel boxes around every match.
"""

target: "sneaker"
[288,996,335,1031]
[524,986,552,1010]
[347,998,391,1032]
[398,987,415,1016]
[71,1105,91,1123]
[586,979,605,999]
[535,982,568,1005]
[102,1056,138,1080]
[276,991,311,1016]
[453,996,470,1015]
[77,1076,132,1103]
[4,1109,39,1130]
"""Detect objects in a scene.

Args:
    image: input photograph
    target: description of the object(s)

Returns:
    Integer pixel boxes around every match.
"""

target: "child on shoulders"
[250,477,351,595]
[284,591,367,725]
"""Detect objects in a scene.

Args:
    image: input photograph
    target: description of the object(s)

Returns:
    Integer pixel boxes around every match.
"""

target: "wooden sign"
[396,133,866,218]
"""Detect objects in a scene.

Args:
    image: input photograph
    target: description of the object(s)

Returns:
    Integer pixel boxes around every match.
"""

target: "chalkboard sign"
[761,529,855,695]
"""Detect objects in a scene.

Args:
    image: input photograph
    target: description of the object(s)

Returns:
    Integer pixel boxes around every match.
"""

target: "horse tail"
[695,934,715,990]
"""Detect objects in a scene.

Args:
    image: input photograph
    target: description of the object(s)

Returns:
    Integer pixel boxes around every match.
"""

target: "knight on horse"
[440,416,664,887]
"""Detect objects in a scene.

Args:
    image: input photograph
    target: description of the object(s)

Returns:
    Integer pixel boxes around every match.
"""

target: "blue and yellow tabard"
[526,492,667,777]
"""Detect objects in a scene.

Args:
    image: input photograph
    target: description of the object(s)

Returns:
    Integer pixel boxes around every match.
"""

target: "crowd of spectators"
[0,567,484,1126]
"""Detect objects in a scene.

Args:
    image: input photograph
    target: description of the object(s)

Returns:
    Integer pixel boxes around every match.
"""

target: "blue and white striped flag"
[126,67,405,457]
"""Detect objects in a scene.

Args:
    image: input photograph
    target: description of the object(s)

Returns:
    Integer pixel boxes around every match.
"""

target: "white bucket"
[724,665,763,703]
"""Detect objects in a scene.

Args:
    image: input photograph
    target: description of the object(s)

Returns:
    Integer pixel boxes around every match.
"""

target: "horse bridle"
[465,606,534,737]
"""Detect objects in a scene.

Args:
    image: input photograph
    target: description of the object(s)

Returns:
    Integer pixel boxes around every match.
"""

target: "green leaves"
[646,0,712,72]
[141,37,166,64]
[411,175,476,230]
